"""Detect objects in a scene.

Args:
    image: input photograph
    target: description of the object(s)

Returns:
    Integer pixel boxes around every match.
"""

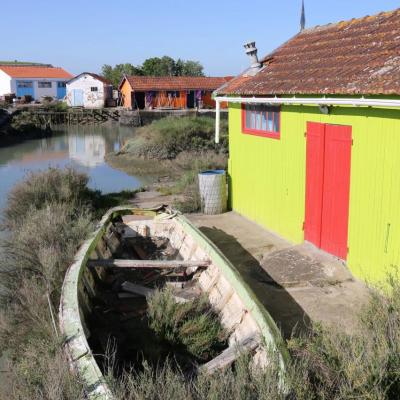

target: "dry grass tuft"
[0,168,93,398]
[287,273,400,399]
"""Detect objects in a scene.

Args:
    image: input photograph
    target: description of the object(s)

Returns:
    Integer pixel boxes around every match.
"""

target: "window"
[90,87,98,92]
[57,81,66,88]
[38,81,52,88]
[17,80,33,88]
[242,104,280,139]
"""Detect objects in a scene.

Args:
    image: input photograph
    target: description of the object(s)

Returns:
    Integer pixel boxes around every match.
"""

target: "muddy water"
[0,124,149,210]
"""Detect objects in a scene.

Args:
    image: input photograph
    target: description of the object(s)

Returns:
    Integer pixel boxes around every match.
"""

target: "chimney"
[243,42,261,74]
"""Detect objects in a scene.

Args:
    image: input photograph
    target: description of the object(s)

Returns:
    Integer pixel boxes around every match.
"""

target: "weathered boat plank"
[88,259,210,269]
[201,336,259,373]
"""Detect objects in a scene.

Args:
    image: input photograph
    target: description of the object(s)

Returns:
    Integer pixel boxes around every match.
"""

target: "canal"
[0,124,147,211]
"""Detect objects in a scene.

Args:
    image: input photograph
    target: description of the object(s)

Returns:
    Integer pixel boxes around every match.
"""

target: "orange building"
[119,76,232,110]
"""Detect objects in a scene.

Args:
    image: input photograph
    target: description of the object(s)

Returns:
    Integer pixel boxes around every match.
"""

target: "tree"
[141,57,204,77]
[101,57,204,86]
[101,63,142,87]
[180,60,204,76]
[141,56,176,76]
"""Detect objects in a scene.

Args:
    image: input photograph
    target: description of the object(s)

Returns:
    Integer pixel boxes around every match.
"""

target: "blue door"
[16,80,34,98]
[72,89,84,106]
[57,82,67,99]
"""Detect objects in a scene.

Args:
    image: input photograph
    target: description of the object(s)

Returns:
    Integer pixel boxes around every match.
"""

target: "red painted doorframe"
[304,122,352,260]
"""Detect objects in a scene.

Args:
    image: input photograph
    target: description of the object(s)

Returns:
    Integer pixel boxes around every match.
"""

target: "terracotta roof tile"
[0,65,72,79]
[69,72,112,85]
[122,76,233,91]
[218,8,400,96]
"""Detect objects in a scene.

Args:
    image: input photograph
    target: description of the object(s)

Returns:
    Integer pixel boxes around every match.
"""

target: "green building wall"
[228,102,400,284]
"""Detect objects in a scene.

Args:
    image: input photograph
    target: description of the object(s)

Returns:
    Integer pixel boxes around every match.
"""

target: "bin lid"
[199,169,225,175]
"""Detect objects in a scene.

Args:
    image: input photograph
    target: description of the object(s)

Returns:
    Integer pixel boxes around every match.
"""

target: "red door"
[304,122,325,247]
[304,122,352,260]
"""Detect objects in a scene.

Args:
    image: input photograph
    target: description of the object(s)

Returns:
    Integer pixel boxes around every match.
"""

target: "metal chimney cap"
[243,41,261,74]
[244,41,256,49]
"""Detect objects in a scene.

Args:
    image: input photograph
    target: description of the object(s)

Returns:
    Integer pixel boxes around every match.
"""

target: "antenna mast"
[300,0,306,31]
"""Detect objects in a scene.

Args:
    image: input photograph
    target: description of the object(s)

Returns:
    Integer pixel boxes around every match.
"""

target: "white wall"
[66,74,111,108]
[0,70,12,96]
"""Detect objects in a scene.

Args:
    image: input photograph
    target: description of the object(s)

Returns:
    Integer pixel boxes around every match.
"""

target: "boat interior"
[79,210,267,376]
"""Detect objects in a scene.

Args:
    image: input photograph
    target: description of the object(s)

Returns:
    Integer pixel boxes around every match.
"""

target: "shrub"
[120,116,228,159]
[0,168,95,398]
[4,323,85,399]
[3,167,91,229]
[1,202,92,298]
[9,111,42,133]
[147,288,227,360]
[287,274,400,400]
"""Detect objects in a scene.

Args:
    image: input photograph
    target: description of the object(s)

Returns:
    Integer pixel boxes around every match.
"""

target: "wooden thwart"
[87,258,210,269]
[201,336,260,373]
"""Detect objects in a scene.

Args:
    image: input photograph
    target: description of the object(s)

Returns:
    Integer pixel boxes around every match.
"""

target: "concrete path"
[188,212,370,339]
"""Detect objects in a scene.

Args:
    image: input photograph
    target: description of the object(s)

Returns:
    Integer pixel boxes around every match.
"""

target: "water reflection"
[0,124,146,211]
[69,135,105,167]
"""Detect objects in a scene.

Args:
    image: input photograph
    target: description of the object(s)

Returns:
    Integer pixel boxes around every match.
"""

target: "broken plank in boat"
[201,336,260,373]
[87,259,210,269]
[121,281,189,303]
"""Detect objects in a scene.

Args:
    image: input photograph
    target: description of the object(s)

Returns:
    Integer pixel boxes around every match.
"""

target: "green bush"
[9,111,40,133]
[3,167,91,229]
[120,116,228,159]
[147,288,227,360]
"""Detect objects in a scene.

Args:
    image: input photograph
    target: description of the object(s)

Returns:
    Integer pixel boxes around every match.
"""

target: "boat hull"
[59,207,289,399]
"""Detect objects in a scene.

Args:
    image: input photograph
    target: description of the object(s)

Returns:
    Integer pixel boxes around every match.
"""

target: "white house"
[0,64,72,100]
[66,73,113,108]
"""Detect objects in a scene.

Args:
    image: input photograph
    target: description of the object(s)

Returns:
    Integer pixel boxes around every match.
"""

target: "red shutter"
[320,125,352,260]
[304,122,325,247]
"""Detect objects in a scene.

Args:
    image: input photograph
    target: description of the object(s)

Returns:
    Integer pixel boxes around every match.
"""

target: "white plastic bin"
[198,170,227,215]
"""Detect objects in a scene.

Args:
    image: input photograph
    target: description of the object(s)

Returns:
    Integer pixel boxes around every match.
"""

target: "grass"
[89,188,145,219]
[107,115,229,213]
[119,116,228,160]
[147,288,227,361]
[164,151,227,213]
[286,273,400,400]
[105,351,284,400]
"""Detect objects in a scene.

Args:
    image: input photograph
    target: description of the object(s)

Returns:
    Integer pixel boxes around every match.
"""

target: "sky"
[1,0,399,76]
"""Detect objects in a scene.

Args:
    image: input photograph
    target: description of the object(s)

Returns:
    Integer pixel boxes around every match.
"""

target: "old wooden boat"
[59,206,289,399]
